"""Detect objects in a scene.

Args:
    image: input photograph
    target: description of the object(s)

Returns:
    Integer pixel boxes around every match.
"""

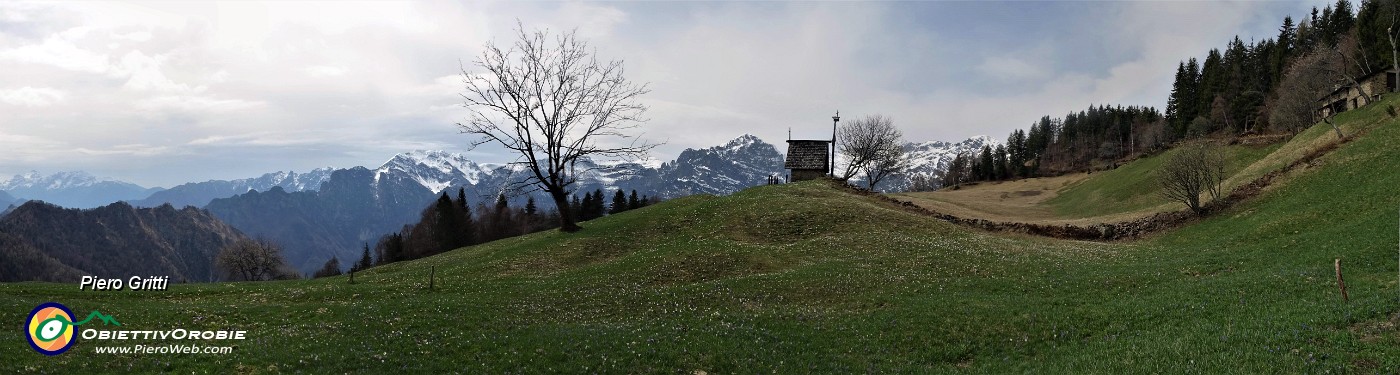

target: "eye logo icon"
[27,302,77,356]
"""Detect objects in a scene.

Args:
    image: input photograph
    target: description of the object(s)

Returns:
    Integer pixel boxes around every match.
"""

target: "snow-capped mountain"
[131,168,335,208]
[373,150,501,194]
[374,134,785,201]
[645,134,784,197]
[0,171,164,209]
[848,135,1000,192]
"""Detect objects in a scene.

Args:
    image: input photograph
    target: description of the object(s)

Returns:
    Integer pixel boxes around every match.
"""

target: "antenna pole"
[831,111,840,177]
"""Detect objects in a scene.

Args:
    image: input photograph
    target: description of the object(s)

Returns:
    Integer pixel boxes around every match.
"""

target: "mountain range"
[0,201,250,282]
[880,135,1001,192]
[0,171,164,209]
[130,168,335,208]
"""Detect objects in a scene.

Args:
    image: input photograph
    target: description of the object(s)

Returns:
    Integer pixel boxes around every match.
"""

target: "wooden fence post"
[1336,258,1349,302]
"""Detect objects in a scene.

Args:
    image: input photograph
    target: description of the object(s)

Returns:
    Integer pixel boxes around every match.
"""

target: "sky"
[0,0,1334,188]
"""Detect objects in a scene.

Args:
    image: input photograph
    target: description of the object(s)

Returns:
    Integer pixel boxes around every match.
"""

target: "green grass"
[6,98,1400,372]
[1044,142,1279,218]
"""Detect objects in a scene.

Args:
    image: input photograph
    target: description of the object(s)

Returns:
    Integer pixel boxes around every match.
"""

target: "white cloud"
[135,95,263,113]
[304,65,348,77]
[0,30,110,73]
[976,56,1047,82]
[0,86,66,107]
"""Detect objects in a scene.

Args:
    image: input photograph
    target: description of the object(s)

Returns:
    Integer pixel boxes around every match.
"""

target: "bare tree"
[1269,49,1346,139]
[836,115,909,190]
[1158,142,1226,215]
[458,25,656,232]
[1385,2,1400,93]
[215,238,297,281]
[1332,32,1378,108]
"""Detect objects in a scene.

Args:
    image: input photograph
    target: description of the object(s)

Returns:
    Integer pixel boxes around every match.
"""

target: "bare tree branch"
[836,115,908,190]
[457,24,658,232]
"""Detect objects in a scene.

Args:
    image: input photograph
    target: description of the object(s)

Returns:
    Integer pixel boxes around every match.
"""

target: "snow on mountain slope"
[0,171,163,209]
[374,150,498,194]
[130,168,335,208]
[373,134,785,202]
[846,135,1001,192]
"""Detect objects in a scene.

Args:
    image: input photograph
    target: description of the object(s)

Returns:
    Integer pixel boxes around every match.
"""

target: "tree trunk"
[1391,26,1398,93]
[1322,117,1345,140]
[550,191,582,232]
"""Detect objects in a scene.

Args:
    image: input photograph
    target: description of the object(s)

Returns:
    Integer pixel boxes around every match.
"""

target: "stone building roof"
[784,140,830,170]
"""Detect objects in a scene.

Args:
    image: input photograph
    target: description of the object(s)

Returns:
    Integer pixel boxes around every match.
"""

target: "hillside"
[6,99,1400,371]
[889,94,1395,226]
[0,201,250,282]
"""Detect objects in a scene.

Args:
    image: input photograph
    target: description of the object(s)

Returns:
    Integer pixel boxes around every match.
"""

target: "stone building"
[784,140,831,181]
[1318,69,1397,118]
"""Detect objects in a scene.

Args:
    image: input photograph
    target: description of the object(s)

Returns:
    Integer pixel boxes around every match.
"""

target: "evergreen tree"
[580,192,595,221]
[590,189,606,219]
[376,233,405,265]
[610,189,627,214]
[570,194,583,221]
[640,195,650,207]
[977,145,994,181]
[1167,61,1189,135]
[993,144,1010,180]
[354,242,373,272]
[628,190,640,210]
[525,196,537,216]
[493,194,516,239]
[456,188,475,246]
[1274,16,1297,81]
[1007,129,1028,178]
[433,192,462,253]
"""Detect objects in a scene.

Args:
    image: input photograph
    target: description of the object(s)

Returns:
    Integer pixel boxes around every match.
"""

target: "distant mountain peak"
[1,170,104,190]
[375,150,496,193]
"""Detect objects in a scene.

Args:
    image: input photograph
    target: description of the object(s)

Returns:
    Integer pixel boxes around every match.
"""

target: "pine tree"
[354,242,373,272]
[433,192,461,254]
[628,190,640,210]
[610,189,627,214]
[1275,16,1296,80]
[977,145,994,181]
[590,189,606,219]
[456,188,475,246]
[1167,61,1188,135]
[1007,129,1028,178]
[993,144,1010,180]
[570,194,583,221]
[493,194,516,238]
[580,192,595,221]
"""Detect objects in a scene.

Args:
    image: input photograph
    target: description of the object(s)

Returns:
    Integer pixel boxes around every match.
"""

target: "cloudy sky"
[0,0,1331,187]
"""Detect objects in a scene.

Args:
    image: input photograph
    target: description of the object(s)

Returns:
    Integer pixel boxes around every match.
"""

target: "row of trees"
[571,188,654,222]
[942,105,1165,187]
[321,187,658,274]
